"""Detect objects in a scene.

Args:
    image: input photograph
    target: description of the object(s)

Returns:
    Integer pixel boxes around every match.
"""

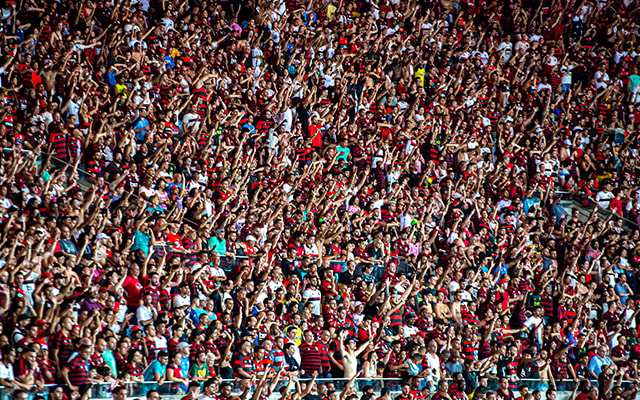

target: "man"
[219,382,233,400]
[50,386,66,400]
[190,349,210,382]
[495,377,514,400]
[113,386,127,400]
[181,381,201,400]
[144,324,161,363]
[174,283,192,309]
[299,330,323,376]
[201,378,218,400]
[0,344,30,390]
[430,380,450,400]
[209,229,231,257]
[91,338,115,381]
[422,340,441,390]
[396,383,413,400]
[138,293,158,329]
[589,345,612,379]
[144,350,169,384]
[15,346,44,392]
[102,336,118,378]
[303,277,322,316]
[50,316,74,370]
[147,390,161,400]
[233,340,255,378]
[141,272,162,308]
[271,336,286,372]
[64,345,99,400]
[284,342,302,376]
[178,342,191,379]
[11,314,30,346]
[523,307,544,347]
[12,390,27,400]
[338,330,371,379]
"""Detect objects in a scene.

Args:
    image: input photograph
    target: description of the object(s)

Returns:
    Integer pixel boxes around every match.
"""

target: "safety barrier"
[3,377,640,400]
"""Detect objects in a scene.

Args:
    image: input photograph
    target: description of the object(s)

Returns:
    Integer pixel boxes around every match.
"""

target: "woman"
[166,352,189,393]
[361,350,378,379]
[124,350,145,382]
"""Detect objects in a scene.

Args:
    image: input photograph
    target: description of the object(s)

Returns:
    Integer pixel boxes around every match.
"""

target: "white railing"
[2,377,640,400]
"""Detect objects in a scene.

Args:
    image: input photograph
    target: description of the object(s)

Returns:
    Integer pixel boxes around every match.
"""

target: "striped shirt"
[299,342,323,373]
[233,353,255,377]
[67,357,90,386]
[51,331,73,367]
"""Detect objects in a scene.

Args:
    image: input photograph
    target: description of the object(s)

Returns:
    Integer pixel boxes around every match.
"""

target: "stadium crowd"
[0,0,640,399]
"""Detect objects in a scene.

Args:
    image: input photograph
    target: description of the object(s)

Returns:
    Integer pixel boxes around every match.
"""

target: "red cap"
[35,320,48,326]
[132,326,141,333]
[41,272,53,279]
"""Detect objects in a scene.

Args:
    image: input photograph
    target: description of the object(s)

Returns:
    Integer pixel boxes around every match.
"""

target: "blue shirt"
[133,117,150,141]
[589,355,611,377]
[143,360,166,382]
[209,237,227,256]
[132,230,151,256]
[107,71,117,88]
[180,357,190,382]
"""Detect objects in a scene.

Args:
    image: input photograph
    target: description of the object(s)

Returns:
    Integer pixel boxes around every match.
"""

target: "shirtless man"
[450,290,463,324]
[434,290,452,322]
[338,330,372,379]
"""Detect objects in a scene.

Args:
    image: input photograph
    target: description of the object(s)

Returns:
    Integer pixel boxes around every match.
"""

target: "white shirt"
[595,71,610,90]
[0,361,14,380]
[537,83,552,92]
[137,305,155,328]
[498,42,512,62]
[424,353,441,381]
[302,288,322,315]
[595,191,614,209]
[524,316,544,345]
[173,294,191,308]
[403,325,419,338]
[211,267,226,279]
[154,335,168,353]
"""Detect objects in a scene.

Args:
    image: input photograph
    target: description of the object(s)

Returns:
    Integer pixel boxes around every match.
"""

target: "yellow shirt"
[414,67,426,87]
[327,4,337,20]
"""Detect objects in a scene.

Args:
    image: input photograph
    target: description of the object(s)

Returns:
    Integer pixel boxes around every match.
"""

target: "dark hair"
[127,349,141,363]
[204,378,217,388]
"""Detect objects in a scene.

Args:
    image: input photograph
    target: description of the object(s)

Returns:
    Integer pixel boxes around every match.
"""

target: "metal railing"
[556,191,638,232]
[3,377,640,400]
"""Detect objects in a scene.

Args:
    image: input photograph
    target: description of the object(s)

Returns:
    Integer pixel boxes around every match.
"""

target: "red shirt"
[123,276,143,307]
[309,123,323,148]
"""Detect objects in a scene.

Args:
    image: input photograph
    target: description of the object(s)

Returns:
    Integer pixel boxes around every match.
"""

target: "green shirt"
[629,74,640,94]
[102,350,117,378]
[190,362,209,379]
[209,236,227,256]
[336,145,350,161]
[144,359,166,382]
